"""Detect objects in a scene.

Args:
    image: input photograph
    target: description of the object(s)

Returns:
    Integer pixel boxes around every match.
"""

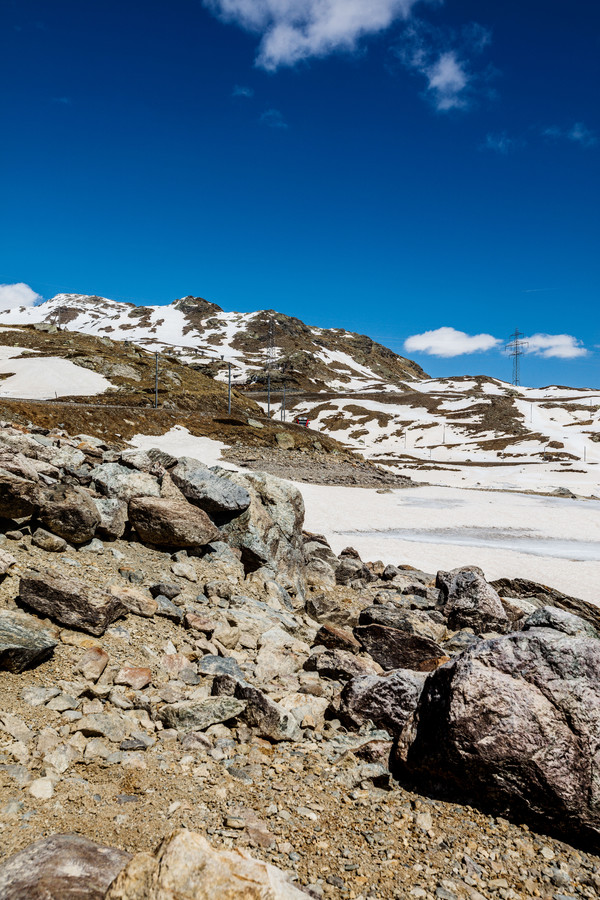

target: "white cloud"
[525,333,588,359]
[404,327,501,357]
[482,131,521,154]
[543,122,597,148]
[0,283,42,311]
[395,21,492,112]
[232,84,254,97]
[203,0,419,70]
[260,108,288,128]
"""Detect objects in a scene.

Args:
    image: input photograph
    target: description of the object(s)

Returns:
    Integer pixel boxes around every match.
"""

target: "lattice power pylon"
[505,328,529,386]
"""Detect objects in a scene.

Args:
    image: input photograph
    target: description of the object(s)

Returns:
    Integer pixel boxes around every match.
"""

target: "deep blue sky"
[1,0,598,386]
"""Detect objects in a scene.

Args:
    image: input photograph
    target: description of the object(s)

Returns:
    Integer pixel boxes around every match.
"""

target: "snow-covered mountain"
[0,293,425,390]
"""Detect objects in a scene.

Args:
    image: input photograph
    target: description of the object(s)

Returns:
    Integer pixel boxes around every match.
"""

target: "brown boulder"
[355,623,445,671]
[0,471,39,519]
[128,497,219,549]
[38,483,101,544]
[19,569,127,636]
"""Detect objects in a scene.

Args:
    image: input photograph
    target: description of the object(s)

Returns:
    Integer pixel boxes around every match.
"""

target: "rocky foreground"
[1,421,600,899]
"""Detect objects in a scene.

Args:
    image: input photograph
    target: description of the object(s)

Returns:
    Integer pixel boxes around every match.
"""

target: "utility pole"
[281,382,286,422]
[154,352,159,408]
[227,362,232,415]
[266,318,274,419]
[505,328,529,386]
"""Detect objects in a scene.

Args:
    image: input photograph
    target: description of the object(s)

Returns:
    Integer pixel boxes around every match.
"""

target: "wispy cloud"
[395,20,493,112]
[260,108,288,129]
[51,96,72,105]
[404,327,501,357]
[203,0,420,71]
[0,283,42,311]
[543,122,597,148]
[232,85,254,98]
[482,131,522,154]
[525,334,588,359]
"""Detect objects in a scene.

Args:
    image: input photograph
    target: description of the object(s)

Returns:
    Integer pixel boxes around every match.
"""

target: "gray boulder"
[212,674,301,741]
[339,669,426,734]
[91,462,160,502]
[0,471,39,519]
[171,457,251,514]
[19,569,127,636]
[394,625,600,849]
[157,697,246,732]
[305,648,380,681]
[128,497,219,549]
[0,609,58,673]
[93,497,128,540]
[37,483,100,544]
[522,605,598,638]
[437,567,509,634]
[32,528,67,552]
[0,834,130,900]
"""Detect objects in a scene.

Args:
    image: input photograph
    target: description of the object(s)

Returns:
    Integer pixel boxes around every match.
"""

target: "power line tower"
[505,328,529,386]
[266,318,275,418]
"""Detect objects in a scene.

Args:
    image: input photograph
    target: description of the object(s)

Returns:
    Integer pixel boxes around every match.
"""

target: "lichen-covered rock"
[0,833,130,900]
[105,829,306,900]
[91,463,160,502]
[394,625,600,848]
[0,609,58,673]
[37,483,101,544]
[128,497,219,549]
[94,497,128,540]
[19,569,127,636]
[157,697,246,732]
[170,457,251,514]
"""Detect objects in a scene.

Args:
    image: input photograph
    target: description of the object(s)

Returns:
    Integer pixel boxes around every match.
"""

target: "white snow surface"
[298,482,600,603]
[0,346,112,399]
[129,426,239,471]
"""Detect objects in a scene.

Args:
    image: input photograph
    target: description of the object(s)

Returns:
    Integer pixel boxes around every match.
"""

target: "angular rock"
[108,585,158,618]
[37,483,101,544]
[74,647,109,681]
[212,675,301,741]
[77,712,133,742]
[91,463,160,502]
[149,582,181,600]
[170,457,251,514]
[157,697,246,732]
[339,669,427,734]
[491,575,600,633]
[0,548,17,574]
[0,834,130,900]
[19,569,127,636]
[358,605,446,643]
[437,567,509,634]
[0,609,57,673]
[305,648,380,681]
[115,666,152,690]
[197,655,244,679]
[314,623,360,652]
[355,623,446,671]
[394,626,600,849]
[93,497,128,540]
[105,829,306,900]
[128,497,219,549]
[32,528,67,552]
[522,605,598,638]
[0,471,39,519]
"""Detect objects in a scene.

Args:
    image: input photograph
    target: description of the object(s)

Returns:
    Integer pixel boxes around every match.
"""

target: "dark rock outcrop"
[19,569,127,636]
[128,497,220,548]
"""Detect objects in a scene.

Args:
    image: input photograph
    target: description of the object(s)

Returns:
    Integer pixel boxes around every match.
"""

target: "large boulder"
[105,829,307,900]
[358,605,446,643]
[91,463,160,502]
[170,457,251,515]
[0,609,58,673]
[218,471,306,598]
[0,834,130,900]
[394,625,600,849]
[37,483,101,544]
[338,669,426,734]
[128,497,219,549]
[437,567,509,634]
[212,674,301,741]
[0,471,39,519]
[94,497,128,540]
[355,623,446,672]
[157,697,246,732]
[19,569,127,636]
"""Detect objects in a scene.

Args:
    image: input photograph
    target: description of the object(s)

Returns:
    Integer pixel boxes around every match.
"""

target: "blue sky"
[1,0,598,386]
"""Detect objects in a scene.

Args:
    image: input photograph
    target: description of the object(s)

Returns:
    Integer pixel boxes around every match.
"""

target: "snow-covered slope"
[0,294,424,390]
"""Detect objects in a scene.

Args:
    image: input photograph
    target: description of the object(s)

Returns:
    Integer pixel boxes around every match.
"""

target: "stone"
[20,569,128,636]
[0,549,17,574]
[0,833,130,900]
[91,463,160,502]
[218,471,306,598]
[358,605,446,643]
[170,457,251,514]
[212,675,301,741]
[490,575,600,633]
[94,497,128,540]
[149,582,181,600]
[0,609,58,673]
[77,712,134,743]
[108,585,158,618]
[119,449,154,472]
[28,776,54,799]
[37,483,101,544]
[183,612,214,633]
[523,605,598,637]
[158,697,246,732]
[197,655,244,679]
[437,567,509,634]
[0,471,39,519]
[394,626,600,849]
[170,561,198,582]
[32,527,67,552]
[355,624,446,671]
[314,623,361,652]
[305,648,380,681]
[160,653,195,677]
[128,497,219,549]
[21,686,61,706]
[338,669,426,734]
[105,829,306,900]
[115,667,152,690]
[74,647,109,681]
[155,595,184,622]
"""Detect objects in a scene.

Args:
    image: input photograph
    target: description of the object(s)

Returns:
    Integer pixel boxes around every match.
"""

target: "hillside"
[0,293,426,391]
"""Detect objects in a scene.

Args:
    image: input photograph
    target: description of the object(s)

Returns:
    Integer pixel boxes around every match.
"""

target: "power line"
[505,328,529,386]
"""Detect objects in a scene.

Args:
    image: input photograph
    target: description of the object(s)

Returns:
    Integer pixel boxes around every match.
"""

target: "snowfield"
[0,346,113,400]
